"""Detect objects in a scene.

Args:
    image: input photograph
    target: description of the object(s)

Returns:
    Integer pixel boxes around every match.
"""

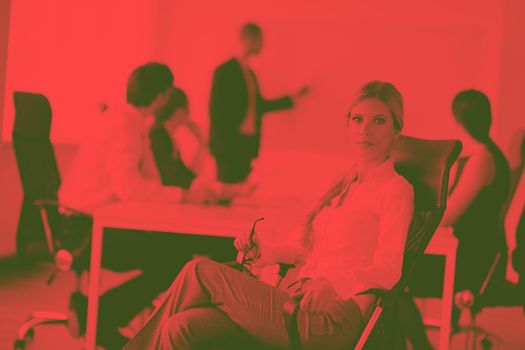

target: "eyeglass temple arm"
[241,217,265,265]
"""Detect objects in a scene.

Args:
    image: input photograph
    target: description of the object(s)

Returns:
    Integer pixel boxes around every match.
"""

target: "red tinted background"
[1,0,524,263]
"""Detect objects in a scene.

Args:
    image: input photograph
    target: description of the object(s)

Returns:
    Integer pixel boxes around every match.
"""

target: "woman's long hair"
[302,172,354,250]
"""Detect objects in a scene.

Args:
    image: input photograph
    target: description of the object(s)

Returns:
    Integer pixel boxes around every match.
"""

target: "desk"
[84,201,307,350]
[84,202,457,350]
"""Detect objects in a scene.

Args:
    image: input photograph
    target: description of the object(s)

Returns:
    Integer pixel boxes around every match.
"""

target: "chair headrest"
[391,135,462,211]
[13,91,52,140]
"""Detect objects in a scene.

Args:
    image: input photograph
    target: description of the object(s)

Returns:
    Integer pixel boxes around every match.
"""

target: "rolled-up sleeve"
[354,178,414,290]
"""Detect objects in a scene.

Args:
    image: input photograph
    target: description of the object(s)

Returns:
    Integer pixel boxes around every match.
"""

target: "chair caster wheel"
[13,340,25,350]
[481,336,493,350]
[14,336,34,350]
[14,328,34,350]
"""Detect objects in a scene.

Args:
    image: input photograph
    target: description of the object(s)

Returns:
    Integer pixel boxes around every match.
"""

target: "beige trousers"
[123,258,363,350]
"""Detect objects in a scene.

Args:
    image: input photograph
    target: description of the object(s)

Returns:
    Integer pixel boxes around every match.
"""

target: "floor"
[0,259,83,350]
[1,258,525,350]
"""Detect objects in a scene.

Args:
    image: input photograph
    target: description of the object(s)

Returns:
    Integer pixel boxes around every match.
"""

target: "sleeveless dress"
[409,141,510,296]
[452,141,510,292]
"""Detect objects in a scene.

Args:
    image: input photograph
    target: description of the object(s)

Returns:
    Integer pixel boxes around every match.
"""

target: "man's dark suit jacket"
[209,58,294,160]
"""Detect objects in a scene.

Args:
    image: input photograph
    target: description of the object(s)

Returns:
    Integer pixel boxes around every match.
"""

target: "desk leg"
[85,222,103,350]
[439,247,456,350]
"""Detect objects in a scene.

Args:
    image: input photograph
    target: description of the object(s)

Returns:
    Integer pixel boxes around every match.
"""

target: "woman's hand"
[183,176,219,205]
[289,277,339,313]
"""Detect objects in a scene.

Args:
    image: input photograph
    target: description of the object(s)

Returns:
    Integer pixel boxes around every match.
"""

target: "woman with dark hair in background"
[403,89,511,349]
[444,90,510,293]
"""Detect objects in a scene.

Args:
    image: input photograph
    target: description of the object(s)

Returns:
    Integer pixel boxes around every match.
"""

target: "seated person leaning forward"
[123,81,415,350]
[58,63,218,349]
[150,86,218,191]
[150,86,253,203]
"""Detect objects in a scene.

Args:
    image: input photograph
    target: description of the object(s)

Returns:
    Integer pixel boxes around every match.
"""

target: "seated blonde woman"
[123,81,414,350]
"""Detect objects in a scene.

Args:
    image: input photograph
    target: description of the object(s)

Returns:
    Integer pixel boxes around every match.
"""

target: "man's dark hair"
[240,23,262,38]
[154,87,188,123]
[126,62,174,107]
[452,89,492,143]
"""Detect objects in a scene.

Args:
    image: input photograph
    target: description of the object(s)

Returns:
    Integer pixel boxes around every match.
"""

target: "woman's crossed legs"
[123,258,362,350]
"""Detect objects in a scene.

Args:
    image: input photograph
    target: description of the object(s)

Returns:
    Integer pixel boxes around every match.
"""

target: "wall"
[499,0,525,282]
[1,0,524,257]
[154,0,506,153]
[498,0,525,164]
[0,0,11,146]
[0,0,13,257]
[0,0,166,255]
[2,0,511,150]
[1,0,163,143]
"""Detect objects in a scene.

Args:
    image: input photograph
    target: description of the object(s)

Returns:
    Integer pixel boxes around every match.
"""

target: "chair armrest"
[33,199,91,218]
[357,288,391,308]
[357,288,387,298]
[283,299,303,350]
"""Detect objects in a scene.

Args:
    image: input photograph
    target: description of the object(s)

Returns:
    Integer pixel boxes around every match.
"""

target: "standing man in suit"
[209,23,308,193]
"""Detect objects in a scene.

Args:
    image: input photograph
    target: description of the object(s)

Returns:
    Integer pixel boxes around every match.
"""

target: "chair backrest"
[12,91,61,200]
[390,135,462,288]
[359,136,461,350]
[284,136,462,350]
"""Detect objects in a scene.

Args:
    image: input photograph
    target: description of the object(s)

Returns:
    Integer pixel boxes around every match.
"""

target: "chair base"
[452,326,503,350]
[14,311,69,350]
[14,291,86,350]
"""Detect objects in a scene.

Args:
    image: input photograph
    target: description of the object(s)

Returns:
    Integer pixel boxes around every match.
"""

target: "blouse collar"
[348,158,396,185]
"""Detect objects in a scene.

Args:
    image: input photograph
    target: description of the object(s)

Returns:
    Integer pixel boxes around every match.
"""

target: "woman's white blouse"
[291,159,414,300]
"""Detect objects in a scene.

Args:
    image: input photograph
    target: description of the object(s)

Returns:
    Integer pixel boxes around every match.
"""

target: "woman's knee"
[185,256,219,269]
[180,257,221,280]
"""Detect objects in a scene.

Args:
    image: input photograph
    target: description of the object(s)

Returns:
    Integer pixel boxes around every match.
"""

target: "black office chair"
[282,136,462,350]
[451,130,525,350]
[12,91,93,350]
[12,91,60,258]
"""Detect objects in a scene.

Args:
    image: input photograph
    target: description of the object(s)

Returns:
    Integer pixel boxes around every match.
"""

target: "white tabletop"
[93,200,309,237]
[92,201,457,253]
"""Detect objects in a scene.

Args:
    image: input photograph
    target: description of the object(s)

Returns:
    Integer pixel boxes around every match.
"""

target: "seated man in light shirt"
[59,64,216,213]
[58,62,219,349]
